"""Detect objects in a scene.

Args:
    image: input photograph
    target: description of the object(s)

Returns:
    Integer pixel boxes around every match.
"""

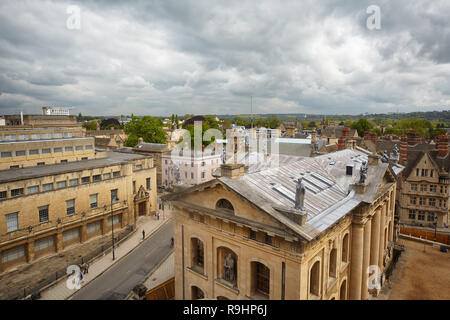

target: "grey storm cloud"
[0,0,449,116]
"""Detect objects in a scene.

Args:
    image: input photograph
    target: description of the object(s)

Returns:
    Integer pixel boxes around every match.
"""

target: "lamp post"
[111,194,119,261]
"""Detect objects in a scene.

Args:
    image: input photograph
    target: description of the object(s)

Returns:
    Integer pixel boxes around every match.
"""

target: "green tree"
[351,118,373,136]
[124,116,167,147]
[82,120,97,131]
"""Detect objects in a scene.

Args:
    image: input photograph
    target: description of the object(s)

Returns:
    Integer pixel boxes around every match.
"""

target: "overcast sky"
[0,0,449,116]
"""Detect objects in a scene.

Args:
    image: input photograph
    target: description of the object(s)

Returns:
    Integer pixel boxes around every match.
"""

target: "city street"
[71,219,173,300]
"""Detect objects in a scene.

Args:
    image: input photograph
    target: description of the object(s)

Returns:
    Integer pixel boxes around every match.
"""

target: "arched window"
[217,247,238,287]
[191,238,204,273]
[388,221,393,241]
[309,261,321,297]
[216,199,234,213]
[341,234,349,263]
[191,286,205,300]
[251,261,270,298]
[340,280,347,300]
[329,248,337,278]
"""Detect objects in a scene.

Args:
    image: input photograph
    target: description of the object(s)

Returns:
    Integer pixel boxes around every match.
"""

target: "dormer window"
[346,165,353,176]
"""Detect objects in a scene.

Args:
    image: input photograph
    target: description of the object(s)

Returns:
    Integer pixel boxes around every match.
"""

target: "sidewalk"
[39,210,173,300]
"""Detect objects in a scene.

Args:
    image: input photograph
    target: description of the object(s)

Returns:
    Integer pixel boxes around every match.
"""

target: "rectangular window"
[146,178,151,190]
[85,145,93,150]
[18,134,28,141]
[66,199,75,216]
[65,146,73,152]
[42,148,51,154]
[42,183,53,191]
[87,221,101,234]
[416,168,420,176]
[29,149,39,155]
[249,230,257,240]
[265,234,272,245]
[429,198,436,207]
[11,188,24,197]
[61,160,68,163]
[31,134,40,140]
[430,170,434,178]
[430,185,437,193]
[107,215,120,226]
[34,236,54,251]
[53,147,62,153]
[411,184,417,191]
[111,189,118,203]
[427,212,435,222]
[92,174,101,182]
[37,162,45,166]
[419,198,426,206]
[15,150,26,156]
[90,194,98,209]
[34,236,54,252]
[41,133,51,139]
[56,181,67,189]
[69,178,79,186]
[135,164,142,171]
[408,210,416,219]
[75,146,83,151]
[53,133,63,138]
[113,171,120,178]
[420,185,427,192]
[418,211,425,221]
[10,165,19,169]
[1,245,25,263]
[201,172,206,179]
[38,205,49,223]
[103,173,111,180]
[4,135,16,141]
[62,228,79,242]
[64,132,73,138]
[201,161,205,167]
[1,152,12,158]
[191,172,194,179]
[81,157,88,160]
[81,176,90,184]
[0,191,7,199]
[27,185,39,194]
[6,212,19,232]
[410,197,416,205]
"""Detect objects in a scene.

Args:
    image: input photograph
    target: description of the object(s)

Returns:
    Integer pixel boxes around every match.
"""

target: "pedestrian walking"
[157,213,160,220]
[85,263,89,274]
[142,230,145,240]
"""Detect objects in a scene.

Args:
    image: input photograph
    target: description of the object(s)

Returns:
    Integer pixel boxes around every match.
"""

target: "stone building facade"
[0,152,157,272]
[164,149,400,300]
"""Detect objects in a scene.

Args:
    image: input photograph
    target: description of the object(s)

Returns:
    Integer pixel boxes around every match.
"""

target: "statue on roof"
[381,150,389,163]
[295,178,306,210]
[359,161,368,184]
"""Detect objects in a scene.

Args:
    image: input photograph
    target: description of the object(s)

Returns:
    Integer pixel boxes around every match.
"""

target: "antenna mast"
[251,96,253,129]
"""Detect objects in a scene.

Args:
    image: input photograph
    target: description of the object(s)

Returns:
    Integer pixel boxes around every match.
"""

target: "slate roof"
[134,143,170,153]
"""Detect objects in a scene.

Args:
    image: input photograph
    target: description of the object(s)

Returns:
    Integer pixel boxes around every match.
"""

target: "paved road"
[71,219,174,300]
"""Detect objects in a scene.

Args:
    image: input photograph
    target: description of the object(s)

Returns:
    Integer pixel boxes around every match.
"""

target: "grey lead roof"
[219,149,402,239]
[0,151,148,183]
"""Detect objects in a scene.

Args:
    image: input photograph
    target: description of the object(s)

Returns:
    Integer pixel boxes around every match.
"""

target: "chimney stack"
[343,127,350,139]
[437,134,449,158]
[220,163,245,179]
[407,130,420,146]
[364,130,377,144]
[338,136,345,150]
[399,135,408,165]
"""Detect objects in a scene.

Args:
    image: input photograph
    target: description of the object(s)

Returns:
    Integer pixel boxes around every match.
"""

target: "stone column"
[378,204,386,270]
[26,240,35,263]
[370,209,380,267]
[102,217,109,234]
[361,218,372,300]
[55,232,63,252]
[349,223,364,300]
[80,224,87,243]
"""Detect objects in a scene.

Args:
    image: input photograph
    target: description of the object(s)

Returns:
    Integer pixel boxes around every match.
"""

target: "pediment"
[134,185,149,201]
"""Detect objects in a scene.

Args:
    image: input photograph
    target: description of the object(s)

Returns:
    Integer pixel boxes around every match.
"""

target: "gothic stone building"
[164,149,401,300]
